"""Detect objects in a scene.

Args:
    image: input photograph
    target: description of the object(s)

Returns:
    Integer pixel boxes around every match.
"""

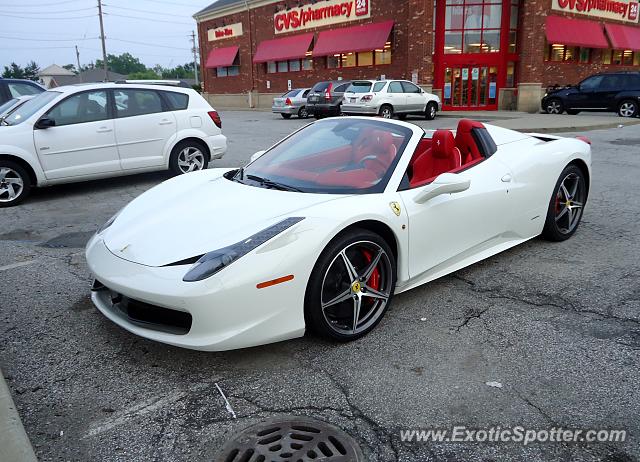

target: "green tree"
[23,61,40,81]
[161,63,195,79]
[96,53,146,75]
[2,62,25,79]
[62,64,78,74]
[127,70,161,80]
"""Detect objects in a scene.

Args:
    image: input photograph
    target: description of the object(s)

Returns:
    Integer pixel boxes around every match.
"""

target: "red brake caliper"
[362,249,380,292]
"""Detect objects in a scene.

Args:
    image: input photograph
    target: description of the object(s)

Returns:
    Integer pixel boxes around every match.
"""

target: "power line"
[108,38,191,51]
[0,12,96,19]
[103,4,193,18]
[104,12,195,25]
[109,0,205,7]
[0,6,96,14]
[0,35,98,42]
[0,0,88,7]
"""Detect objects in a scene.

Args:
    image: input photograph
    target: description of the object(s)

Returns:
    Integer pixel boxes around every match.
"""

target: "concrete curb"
[0,369,37,462]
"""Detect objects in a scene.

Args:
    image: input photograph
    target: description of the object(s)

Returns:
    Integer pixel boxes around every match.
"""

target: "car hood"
[102,169,346,267]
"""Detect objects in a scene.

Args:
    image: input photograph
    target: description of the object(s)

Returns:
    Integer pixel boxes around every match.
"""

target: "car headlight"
[97,209,122,234]
[183,217,304,282]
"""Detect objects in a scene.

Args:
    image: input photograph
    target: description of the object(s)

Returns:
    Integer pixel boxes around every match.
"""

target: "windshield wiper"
[246,174,303,192]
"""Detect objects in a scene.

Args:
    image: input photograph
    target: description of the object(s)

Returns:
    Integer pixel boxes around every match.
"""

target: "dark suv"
[542,72,640,118]
[0,78,45,105]
[306,80,352,119]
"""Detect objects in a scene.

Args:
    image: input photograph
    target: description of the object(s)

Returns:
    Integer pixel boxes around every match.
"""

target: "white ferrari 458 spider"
[86,117,591,351]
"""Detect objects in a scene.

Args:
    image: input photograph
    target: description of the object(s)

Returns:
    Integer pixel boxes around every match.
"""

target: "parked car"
[542,72,640,117]
[342,80,441,120]
[0,78,45,105]
[306,80,352,119]
[272,88,312,119]
[0,95,34,123]
[0,83,227,207]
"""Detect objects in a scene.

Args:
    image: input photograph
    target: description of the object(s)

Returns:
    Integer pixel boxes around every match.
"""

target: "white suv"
[0,83,227,207]
[342,80,441,120]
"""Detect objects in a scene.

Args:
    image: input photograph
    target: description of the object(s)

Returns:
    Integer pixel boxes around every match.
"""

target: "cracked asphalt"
[1,111,638,462]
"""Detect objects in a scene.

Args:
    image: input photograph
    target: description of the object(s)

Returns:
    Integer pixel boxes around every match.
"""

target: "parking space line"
[0,260,39,272]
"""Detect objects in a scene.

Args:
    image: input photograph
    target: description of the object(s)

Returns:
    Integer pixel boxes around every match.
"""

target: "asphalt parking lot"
[1,111,639,461]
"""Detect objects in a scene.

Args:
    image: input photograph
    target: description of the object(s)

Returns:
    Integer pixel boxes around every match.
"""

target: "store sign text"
[208,23,243,41]
[274,0,371,34]
[552,0,639,23]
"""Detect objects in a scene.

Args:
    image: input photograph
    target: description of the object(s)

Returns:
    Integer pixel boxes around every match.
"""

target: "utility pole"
[75,45,82,82]
[97,0,108,81]
[191,31,199,86]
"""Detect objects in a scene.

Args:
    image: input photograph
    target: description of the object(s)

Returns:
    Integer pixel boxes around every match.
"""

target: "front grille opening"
[113,294,192,335]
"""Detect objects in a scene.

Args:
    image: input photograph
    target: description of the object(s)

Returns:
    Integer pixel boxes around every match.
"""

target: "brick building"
[194,0,640,112]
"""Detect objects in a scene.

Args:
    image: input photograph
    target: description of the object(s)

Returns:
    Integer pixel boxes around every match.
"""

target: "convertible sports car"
[86,117,591,351]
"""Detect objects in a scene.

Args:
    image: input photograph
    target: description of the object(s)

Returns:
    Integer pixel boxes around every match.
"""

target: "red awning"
[253,33,315,63]
[313,20,394,57]
[545,16,609,48]
[205,46,239,68]
[605,23,640,51]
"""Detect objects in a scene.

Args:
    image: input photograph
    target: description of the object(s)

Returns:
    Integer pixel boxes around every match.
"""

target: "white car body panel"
[86,117,591,351]
[0,83,227,187]
[342,80,441,116]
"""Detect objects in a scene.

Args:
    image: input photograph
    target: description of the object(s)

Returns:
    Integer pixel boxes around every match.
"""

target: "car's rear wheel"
[281,113,292,119]
[305,229,396,341]
[425,102,438,120]
[0,160,31,208]
[618,100,638,118]
[169,140,209,175]
[545,98,564,115]
[542,165,587,241]
[379,105,394,119]
[298,106,308,119]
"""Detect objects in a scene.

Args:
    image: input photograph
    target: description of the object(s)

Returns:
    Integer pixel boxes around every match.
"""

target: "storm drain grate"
[215,416,363,462]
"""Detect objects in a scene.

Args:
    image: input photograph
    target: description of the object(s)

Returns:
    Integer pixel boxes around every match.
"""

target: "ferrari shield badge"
[390,202,402,216]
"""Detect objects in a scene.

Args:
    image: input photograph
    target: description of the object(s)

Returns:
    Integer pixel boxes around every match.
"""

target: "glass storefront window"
[445,6,464,29]
[327,55,340,68]
[444,0,503,55]
[445,31,463,54]
[464,31,482,53]
[612,50,623,65]
[635,53,640,66]
[288,59,301,72]
[277,61,288,72]
[267,61,277,73]
[483,30,500,53]
[342,53,357,67]
[622,50,634,65]
[358,51,374,66]
[375,49,392,65]
[302,58,313,70]
[483,4,502,29]
[228,66,240,76]
[217,67,227,77]
[579,48,591,64]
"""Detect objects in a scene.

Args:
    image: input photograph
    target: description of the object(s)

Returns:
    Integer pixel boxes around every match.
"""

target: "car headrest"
[432,130,456,159]
[456,119,485,134]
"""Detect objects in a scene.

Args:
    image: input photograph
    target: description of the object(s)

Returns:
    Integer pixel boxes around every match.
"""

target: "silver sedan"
[272,88,312,119]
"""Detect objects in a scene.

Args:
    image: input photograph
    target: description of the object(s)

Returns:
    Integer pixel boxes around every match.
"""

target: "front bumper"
[272,105,298,115]
[341,104,379,115]
[86,236,308,351]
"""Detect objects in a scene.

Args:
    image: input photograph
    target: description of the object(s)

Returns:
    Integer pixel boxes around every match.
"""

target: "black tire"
[0,160,31,208]
[314,114,323,120]
[618,100,638,118]
[169,139,209,176]
[281,113,292,119]
[425,101,438,120]
[566,110,580,115]
[305,229,397,342]
[379,104,394,119]
[397,114,408,121]
[544,98,564,115]
[298,106,308,119]
[541,165,587,242]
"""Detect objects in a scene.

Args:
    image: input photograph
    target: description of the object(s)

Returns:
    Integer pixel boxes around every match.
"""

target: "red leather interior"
[409,130,462,188]
[455,119,485,164]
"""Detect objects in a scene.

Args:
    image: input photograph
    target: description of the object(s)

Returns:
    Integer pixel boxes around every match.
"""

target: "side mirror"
[35,117,56,129]
[250,150,266,163]
[413,173,471,204]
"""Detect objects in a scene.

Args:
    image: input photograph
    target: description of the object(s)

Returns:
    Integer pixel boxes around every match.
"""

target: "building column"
[516,0,546,112]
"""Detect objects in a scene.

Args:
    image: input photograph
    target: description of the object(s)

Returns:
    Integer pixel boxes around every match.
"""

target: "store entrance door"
[443,66,498,110]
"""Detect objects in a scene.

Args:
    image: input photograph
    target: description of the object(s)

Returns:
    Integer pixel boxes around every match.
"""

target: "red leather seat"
[455,119,485,164]
[410,130,462,187]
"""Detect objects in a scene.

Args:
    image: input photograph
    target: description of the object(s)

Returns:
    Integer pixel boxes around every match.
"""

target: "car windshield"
[237,119,414,194]
[4,91,60,126]
[312,82,331,92]
[347,82,373,93]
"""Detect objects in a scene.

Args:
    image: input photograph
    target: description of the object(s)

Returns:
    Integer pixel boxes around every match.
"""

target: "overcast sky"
[0,0,216,71]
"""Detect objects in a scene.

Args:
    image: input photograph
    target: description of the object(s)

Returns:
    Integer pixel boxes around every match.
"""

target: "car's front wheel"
[542,165,587,241]
[169,140,209,175]
[545,98,564,115]
[425,102,438,120]
[0,160,31,208]
[618,100,638,118]
[305,229,396,341]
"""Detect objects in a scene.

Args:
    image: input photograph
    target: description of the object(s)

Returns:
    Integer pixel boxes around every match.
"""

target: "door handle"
[96,127,113,133]
[159,120,173,125]
[501,174,513,183]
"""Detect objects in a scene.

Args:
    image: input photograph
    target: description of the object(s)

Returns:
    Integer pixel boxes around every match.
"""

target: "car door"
[387,81,408,112]
[401,81,424,113]
[112,88,177,170]
[565,75,604,110]
[33,89,120,180]
[594,75,624,110]
[397,157,513,280]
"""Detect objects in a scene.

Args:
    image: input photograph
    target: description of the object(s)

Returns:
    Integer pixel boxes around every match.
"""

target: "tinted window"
[373,82,387,92]
[46,91,108,126]
[401,82,421,93]
[622,75,640,89]
[302,89,311,98]
[284,90,301,97]
[4,91,60,126]
[600,75,624,91]
[388,82,403,93]
[347,82,373,93]
[334,83,351,93]
[8,82,42,98]
[312,82,331,92]
[580,75,604,91]
[114,89,163,117]
[163,91,189,110]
